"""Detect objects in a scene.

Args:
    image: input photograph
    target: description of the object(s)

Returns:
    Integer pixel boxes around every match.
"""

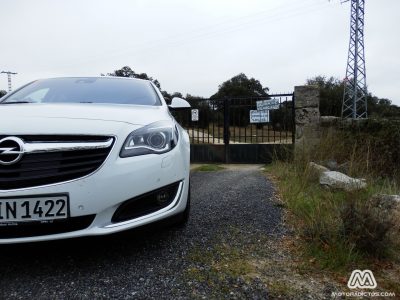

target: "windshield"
[0,77,161,106]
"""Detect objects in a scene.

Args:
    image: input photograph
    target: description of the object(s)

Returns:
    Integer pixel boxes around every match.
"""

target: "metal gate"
[172,93,295,163]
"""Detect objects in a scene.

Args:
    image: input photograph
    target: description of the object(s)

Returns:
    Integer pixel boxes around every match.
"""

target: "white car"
[0,77,191,244]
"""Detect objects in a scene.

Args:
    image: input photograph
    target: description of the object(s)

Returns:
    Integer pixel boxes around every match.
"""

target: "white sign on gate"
[256,98,280,111]
[250,110,269,123]
[191,109,199,121]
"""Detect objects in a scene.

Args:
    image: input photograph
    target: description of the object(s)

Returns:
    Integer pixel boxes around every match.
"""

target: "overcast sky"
[1,0,399,105]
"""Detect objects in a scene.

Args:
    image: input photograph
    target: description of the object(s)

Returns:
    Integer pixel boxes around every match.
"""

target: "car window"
[23,88,50,103]
[1,77,161,106]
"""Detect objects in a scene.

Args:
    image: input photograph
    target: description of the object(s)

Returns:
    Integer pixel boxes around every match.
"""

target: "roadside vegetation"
[307,76,400,119]
[266,119,400,293]
[194,164,225,172]
[184,226,333,299]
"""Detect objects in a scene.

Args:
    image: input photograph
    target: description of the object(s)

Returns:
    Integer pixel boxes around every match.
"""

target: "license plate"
[0,195,69,223]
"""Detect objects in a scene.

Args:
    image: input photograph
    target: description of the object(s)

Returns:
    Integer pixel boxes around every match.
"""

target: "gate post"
[292,92,296,145]
[223,97,230,163]
[294,86,321,148]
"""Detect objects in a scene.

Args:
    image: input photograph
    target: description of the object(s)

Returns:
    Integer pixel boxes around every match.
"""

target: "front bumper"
[0,147,190,244]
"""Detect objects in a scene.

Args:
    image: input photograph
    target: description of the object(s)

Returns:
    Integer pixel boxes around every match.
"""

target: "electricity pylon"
[341,0,367,119]
[1,71,18,92]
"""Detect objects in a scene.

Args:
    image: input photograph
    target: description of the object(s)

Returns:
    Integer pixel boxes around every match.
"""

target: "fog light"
[156,191,169,204]
[111,181,181,223]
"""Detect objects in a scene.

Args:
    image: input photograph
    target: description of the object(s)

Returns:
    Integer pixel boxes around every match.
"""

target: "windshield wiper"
[0,101,34,105]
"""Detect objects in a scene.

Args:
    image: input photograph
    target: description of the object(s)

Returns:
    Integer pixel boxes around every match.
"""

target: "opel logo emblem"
[0,137,25,166]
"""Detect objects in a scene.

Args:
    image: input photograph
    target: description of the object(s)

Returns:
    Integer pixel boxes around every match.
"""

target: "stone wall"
[294,85,321,147]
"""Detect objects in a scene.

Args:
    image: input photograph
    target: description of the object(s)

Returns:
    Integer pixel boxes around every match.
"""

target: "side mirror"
[168,97,191,110]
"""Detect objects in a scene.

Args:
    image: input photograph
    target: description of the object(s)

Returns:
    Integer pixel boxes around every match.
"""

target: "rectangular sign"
[250,110,269,123]
[0,195,69,223]
[191,109,199,121]
[256,99,280,111]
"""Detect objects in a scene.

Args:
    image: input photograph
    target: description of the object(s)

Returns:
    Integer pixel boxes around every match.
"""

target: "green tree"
[107,66,135,78]
[161,90,172,103]
[162,92,184,105]
[306,76,343,117]
[211,73,270,127]
[171,94,210,128]
[171,92,183,98]
[307,75,400,118]
[367,96,400,118]
[185,93,205,103]
[105,66,161,89]
[211,73,269,99]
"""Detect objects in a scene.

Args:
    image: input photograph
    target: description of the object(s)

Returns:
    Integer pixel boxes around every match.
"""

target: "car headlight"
[120,121,179,157]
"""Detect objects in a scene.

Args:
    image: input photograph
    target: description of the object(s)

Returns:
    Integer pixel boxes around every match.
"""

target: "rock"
[337,162,349,174]
[294,86,320,108]
[320,116,341,127]
[368,194,400,245]
[325,160,338,171]
[308,162,329,176]
[319,171,367,191]
[368,194,400,211]
[295,108,320,125]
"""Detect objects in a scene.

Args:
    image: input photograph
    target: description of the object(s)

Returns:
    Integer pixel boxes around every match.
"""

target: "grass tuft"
[194,164,225,172]
[266,159,399,271]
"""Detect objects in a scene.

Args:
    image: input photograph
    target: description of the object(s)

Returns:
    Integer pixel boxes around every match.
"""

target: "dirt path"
[0,165,339,299]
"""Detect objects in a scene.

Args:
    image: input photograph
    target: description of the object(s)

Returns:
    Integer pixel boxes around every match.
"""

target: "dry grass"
[266,161,400,295]
[193,164,225,172]
[263,121,400,295]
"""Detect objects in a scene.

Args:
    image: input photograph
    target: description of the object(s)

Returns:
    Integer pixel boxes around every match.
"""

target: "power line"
[54,0,330,70]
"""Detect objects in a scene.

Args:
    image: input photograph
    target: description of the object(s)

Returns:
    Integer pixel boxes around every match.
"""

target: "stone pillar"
[294,86,320,148]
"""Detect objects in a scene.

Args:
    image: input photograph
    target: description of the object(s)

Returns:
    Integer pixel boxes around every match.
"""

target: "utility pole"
[341,0,367,119]
[0,71,18,92]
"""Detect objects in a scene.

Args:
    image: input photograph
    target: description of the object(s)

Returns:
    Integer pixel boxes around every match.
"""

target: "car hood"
[0,103,172,136]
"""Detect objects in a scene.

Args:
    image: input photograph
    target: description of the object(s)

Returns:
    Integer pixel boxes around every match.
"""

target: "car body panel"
[0,102,170,127]
[0,77,190,244]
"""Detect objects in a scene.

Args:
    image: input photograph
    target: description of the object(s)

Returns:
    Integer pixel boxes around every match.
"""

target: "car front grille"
[0,135,114,190]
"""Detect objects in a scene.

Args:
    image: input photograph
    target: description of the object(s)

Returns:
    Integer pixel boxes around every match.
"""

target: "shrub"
[269,120,400,269]
[340,194,393,258]
[311,118,400,182]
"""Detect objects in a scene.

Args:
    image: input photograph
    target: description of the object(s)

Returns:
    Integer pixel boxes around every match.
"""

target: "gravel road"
[0,165,283,299]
